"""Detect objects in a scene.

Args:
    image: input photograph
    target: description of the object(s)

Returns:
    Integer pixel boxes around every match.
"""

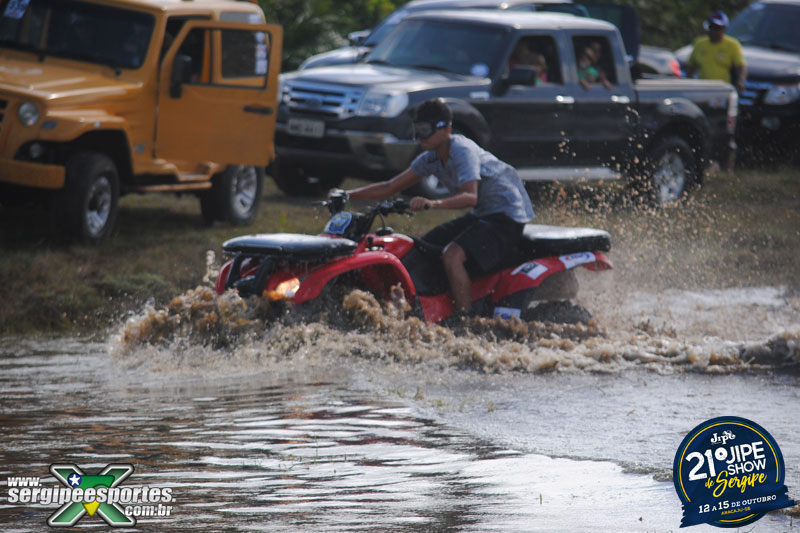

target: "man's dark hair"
[414,98,452,124]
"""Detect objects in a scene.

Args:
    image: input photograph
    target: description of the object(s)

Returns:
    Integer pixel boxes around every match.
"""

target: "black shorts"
[421,213,524,276]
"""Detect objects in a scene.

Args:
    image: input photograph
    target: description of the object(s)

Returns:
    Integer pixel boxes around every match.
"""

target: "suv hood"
[0,56,138,101]
[740,46,800,80]
[283,63,480,92]
[299,46,370,70]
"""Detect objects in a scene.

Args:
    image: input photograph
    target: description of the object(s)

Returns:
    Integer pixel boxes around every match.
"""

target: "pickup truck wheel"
[644,136,696,205]
[201,165,264,225]
[271,158,343,197]
[52,152,119,244]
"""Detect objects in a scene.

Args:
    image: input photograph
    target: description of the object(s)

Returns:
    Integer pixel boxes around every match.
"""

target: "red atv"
[215,192,612,324]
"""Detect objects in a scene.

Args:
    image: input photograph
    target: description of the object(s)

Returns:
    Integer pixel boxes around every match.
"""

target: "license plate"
[287,118,325,138]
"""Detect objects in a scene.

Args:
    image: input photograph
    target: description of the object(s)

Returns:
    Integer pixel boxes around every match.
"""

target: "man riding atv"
[333,98,534,319]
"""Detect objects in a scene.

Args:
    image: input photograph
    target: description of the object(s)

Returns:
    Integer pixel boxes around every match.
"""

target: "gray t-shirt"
[410,134,534,223]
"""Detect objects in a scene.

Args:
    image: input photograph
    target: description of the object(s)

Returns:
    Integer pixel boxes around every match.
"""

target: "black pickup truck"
[275,10,738,204]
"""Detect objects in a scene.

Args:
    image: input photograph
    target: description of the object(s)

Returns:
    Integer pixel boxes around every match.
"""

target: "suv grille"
[284,82,363,119]
[740,80,771,107]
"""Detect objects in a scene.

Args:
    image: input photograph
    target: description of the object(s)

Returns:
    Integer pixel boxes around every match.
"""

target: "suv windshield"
[727,2,800,53]
[367,19,507,77]
[0,0,154,69]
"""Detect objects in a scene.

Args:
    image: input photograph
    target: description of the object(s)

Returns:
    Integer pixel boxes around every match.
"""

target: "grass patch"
[1,165,798,336]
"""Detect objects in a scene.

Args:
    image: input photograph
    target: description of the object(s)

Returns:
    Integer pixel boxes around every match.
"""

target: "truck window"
[0,0,154,70]
[368,19,507,78]
[508,35,562,85]
[161,16,208,63]
[220,28,270,86]
[572,35,617,87]
[177,27,211,83]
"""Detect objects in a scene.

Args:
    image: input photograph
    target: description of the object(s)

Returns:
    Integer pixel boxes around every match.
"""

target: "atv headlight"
[264,277,300,301]
[357,90,408,117]
[18,101,40,127]
[764,83,800,105]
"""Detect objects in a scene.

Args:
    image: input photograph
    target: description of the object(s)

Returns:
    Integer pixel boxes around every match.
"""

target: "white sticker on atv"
[512,262,548,280]
[559,252,596,270]
[493,306,521,320]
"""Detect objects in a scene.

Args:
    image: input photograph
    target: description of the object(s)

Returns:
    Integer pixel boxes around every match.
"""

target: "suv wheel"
[271,158,343,197]
[643,136,696,205]
[201,165,264,225]
[52,152,119,244]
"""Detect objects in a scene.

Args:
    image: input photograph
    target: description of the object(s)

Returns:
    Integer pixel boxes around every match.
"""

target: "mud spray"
[112,274,799,375]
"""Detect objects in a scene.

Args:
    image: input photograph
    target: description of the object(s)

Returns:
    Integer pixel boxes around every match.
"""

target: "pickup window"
[0,0,154,70]
[508,35,562,84]
[572,35,617,86]
[368,19,507,78]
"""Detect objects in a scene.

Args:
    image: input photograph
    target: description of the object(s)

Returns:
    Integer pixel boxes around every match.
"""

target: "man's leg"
[442,242,472,313]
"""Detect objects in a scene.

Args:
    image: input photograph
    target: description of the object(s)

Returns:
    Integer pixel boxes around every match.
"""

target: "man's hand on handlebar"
[409,196,440,212]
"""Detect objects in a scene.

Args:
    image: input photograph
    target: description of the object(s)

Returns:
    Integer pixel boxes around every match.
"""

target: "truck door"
[156,20,282,168]
[567,33,636,168]
[477,34,575,168]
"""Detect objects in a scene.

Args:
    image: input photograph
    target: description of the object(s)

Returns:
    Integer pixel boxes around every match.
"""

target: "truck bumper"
[0,158,65,189]
[275,123,418,177]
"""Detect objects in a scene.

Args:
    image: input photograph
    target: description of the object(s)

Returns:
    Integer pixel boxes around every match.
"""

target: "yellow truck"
[0,0,282,243]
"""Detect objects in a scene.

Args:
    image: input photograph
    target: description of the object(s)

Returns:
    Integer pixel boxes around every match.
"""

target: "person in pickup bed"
[331,98,533,319]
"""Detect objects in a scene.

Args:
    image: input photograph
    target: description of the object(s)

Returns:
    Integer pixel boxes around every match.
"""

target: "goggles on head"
[413,120,451,140]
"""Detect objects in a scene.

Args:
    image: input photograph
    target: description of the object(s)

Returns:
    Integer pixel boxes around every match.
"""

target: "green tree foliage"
[603,0,752,50]
[258,0,401,71]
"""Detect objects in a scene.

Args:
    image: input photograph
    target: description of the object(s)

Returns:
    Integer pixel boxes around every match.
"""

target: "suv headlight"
[18,101,40,127]
[357,90,408,117]
[764,83,800,105]
[278,76,288,105]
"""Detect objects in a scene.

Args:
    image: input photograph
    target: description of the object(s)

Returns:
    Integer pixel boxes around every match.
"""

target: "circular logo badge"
[673,416,795,528]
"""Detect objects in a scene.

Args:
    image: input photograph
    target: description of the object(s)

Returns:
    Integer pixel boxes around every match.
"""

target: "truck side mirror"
[493,65,538,95]
[170,54,193,98]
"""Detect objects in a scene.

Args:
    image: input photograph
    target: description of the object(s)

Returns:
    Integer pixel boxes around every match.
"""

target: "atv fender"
[493,251,613,302]
[293,251,416,305]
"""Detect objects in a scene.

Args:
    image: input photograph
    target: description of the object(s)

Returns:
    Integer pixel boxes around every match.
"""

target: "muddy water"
[1,275,799,531]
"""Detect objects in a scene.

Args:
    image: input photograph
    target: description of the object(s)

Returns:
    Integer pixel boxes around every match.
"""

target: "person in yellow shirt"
[686,10,747,92]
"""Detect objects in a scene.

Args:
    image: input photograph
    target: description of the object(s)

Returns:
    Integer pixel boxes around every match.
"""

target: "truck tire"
[271,158,344,197]
[201,165,263,226]
[52,152,119,245]
[643,136,696,205]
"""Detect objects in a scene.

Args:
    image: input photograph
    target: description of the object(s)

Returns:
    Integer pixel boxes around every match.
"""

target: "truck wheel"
[52,152,119,244]
[201,165,263,225]
[271,158,343,197]
[643,136,696,205]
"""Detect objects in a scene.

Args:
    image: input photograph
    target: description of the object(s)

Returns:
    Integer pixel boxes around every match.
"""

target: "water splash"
[112,285,799,375]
